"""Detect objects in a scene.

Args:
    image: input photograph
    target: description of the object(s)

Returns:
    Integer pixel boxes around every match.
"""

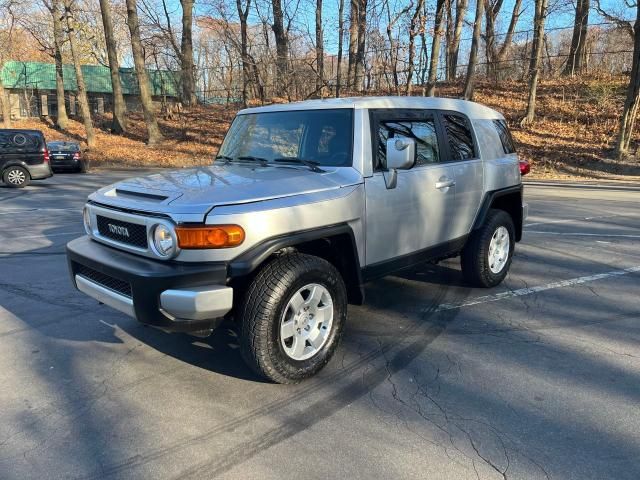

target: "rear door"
[364,109,458,267]
[437,111,484,240]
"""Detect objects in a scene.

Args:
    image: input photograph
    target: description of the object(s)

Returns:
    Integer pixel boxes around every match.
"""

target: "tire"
[78,160,88,173]
[238,253,348,384]
[2,166,30,188]
[461,209,515,288]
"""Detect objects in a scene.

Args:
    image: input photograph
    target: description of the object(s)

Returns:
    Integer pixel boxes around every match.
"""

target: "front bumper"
[67,236,233,332]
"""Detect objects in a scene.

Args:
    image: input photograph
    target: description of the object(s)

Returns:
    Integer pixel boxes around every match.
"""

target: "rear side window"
[441,114,476,161]
[377,119,440,167]
[0,132,41,151]
[493,119,516,154]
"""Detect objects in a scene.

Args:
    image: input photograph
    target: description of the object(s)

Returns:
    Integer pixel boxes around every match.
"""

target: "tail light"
[43,148,50,164]
[519,160,530,176]
[73,152,81,160]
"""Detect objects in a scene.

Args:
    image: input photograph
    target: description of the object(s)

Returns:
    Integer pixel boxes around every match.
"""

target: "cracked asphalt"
[1,171,639,480]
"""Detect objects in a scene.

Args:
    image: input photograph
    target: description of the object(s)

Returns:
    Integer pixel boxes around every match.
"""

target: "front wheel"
[238,253,347,384]
[461,209,515,288]
[3,166,30,188]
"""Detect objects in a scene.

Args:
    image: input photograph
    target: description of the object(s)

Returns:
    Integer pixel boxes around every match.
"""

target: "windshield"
[217,109,354,167]
[48,142,79,152]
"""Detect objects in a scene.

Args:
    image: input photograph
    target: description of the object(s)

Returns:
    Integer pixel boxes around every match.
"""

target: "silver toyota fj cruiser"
[67,96,527,383]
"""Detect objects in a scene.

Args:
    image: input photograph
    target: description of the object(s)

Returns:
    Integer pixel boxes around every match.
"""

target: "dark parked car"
[48,141,86,173]
[0,129,52,188]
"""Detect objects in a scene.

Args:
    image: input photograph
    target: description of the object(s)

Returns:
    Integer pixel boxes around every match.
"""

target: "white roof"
[238,96,504,120]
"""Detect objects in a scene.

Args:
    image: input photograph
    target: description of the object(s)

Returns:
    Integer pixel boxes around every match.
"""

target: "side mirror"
[386,137,415,170]
[383,137,415,189]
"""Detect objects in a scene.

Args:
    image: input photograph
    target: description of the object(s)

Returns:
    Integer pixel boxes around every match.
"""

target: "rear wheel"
[461,209,515,288]
[238,253,347,384]
[3,166,30,188]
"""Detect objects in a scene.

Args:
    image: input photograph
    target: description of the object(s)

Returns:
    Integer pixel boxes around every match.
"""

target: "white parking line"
[524,212,640,227]
[526,231,640,238]
[435,265,640,312]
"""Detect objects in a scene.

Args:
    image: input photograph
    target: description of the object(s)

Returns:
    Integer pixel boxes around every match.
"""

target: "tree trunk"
[426,0,446,96]
[237,0,251,107]
[180,0,197,106]
[615,5,640,158]
[564,0,590,76]
[315,0,324,96]
[354,0,368,92]
[406,0,426,95]
[271,0,288,97]
[493,0,522,79]
[125,0,164,145]
[0,79,11,128]
[522,0,548,125]
[336,0,345,97]
[98,0,127,133]
[64,0,96,147]
[51,0,68,130]
[447,0,468,81]
[463,0,484,100]
[347,0,359,89]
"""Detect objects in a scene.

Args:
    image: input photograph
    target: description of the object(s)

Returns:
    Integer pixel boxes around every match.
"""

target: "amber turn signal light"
[176,225,245,249]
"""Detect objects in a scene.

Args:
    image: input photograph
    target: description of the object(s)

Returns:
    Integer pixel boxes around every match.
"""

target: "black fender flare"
[228,223,365,304]
[472,184,524,241]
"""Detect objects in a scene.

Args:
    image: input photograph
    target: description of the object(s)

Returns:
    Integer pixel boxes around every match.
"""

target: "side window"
[493,119,516,154]
[377,118,440,168]
[442,114,476,161]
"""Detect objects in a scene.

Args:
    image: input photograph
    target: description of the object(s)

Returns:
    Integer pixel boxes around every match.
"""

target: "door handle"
[435,179,455,189]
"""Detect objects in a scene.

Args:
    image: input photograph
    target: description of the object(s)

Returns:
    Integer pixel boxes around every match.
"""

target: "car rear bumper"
[27,163,53,180]
[66,236,233,332]
[50,154,81,169]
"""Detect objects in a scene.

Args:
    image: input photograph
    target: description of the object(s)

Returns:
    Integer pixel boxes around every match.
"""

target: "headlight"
[82,206,91,235]
[152,224,176,257]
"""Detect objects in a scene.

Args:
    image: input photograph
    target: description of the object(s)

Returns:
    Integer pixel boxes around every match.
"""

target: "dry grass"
[11,76,640,181]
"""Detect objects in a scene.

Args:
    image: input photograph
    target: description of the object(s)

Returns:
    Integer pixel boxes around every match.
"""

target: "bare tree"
[564,0,590,76]
[63,0,96,147]
[386,1,413,94]
[446,0,468,81]
[604,2,640,158]
[522,0,549,125]
[426,0,446,96]
[336,0,345,97]
[315,0,324,96]
[180,0,196,105]
[347,0,358,89]
[125,0,164,145]
[406,0,425,94]
[48,0,69,129]
[0,0,15,128]
[463,0,484,100]
[98,0,127,133]
[271,0,288,96]
[485,0,523,81]
[237,0,251,106]
[354,0,368,91]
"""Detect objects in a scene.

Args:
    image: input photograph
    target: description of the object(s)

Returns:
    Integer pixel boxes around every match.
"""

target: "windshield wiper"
[273,157,325,173]
[215,155,234,163]
[236,155,270,167]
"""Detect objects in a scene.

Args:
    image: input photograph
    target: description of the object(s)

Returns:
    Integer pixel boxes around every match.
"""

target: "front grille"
[75,264,132,298]
[96,215,148,248]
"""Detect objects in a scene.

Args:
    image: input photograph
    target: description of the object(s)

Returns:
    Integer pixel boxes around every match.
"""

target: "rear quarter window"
[493,119,516,154]
[441,114,476,160]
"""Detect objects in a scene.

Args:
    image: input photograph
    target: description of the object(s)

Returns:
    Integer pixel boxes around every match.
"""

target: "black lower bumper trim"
[67,236,229,331]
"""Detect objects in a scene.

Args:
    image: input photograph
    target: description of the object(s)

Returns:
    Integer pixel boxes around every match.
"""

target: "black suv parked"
[0,129,53,188]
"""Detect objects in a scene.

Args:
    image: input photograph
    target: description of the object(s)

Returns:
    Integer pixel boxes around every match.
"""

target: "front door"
[364,109,458,268]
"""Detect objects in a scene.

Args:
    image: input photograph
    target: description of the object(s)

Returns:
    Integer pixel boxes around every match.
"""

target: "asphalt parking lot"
[1,171,639,480]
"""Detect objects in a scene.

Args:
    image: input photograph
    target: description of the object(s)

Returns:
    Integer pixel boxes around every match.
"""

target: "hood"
[89,164,361,219]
